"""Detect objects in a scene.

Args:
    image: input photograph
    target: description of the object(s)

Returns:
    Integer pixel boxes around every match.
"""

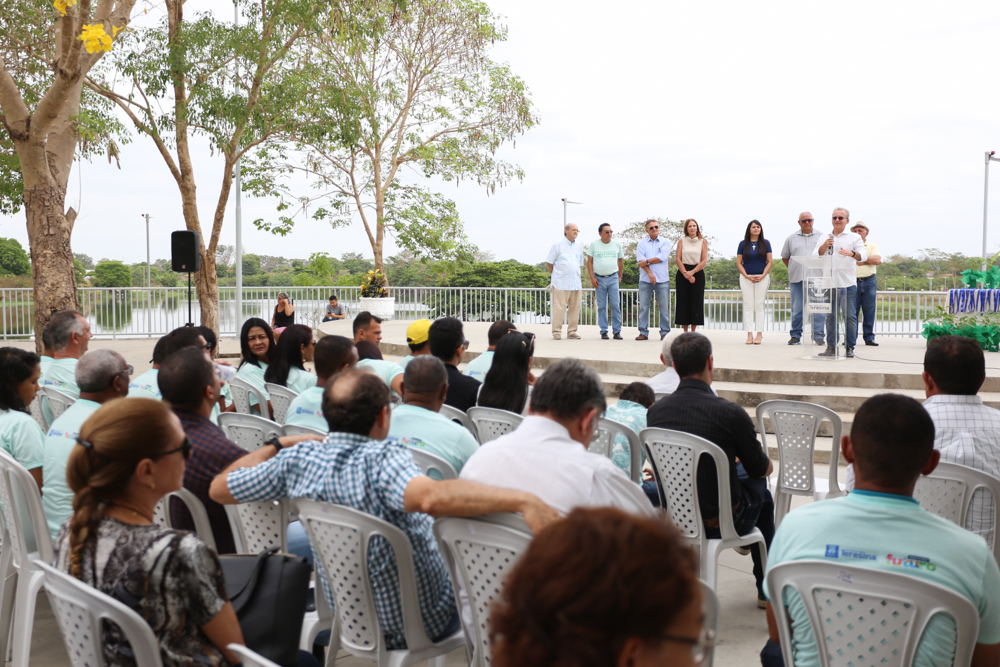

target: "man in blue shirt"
[634,218,671,341]
[285,335,358,432]
[762,393,1000,667]
[545,223,584,340]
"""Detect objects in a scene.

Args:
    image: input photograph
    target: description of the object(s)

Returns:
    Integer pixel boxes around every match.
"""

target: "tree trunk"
[195,252,219,333]
[24,183,78,352]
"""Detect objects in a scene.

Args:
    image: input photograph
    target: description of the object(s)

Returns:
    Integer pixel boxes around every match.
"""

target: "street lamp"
[140,213,151,287]
[983,151,1000,271]
[561,198,582,229]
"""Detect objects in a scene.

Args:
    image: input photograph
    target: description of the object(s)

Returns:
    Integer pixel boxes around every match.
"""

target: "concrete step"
[713,381,1000,413]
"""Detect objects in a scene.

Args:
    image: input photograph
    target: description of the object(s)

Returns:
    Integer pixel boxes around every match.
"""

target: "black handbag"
[222,546,312,667]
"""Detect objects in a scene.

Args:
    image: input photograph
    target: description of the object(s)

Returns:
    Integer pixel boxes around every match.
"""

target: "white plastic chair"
[700,580,719,667]
[407,448,458,481]
[225,498,291,554]
[227,643,279,667]
[218,413,283,452]
[913,461,1000,560]
[151,488,218,552]
[755,400,843,528]
[27,397,47,433]
[283,424,327,439]
[230,377,271,420]
[766,560,979,667]
[264,383,299,425]
[293,499,465,667]
[433,515,532,667]
[0,449,55,667]
[438,404,479,443]
[38,386,75,423]
[654,392,669,402]
[590,418,643,483]
[467,407,522,444]
[639,427,768,591]
[37,560,165,667]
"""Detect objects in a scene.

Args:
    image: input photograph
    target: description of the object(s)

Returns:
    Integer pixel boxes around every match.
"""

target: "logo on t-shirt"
[825,545,839,558]
[887,554,937,571]
[824,545,877,561]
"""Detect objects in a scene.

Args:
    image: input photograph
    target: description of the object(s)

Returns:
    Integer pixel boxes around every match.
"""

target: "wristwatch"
[264,435,283,452]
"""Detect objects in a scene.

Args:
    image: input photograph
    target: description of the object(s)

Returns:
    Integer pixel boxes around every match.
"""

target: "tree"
[1,0,133,348]
[253,0,536,279]
[215,244,235,268]
[0,237,31,276]
[73,256,87,284]
[450,260,550,288]
[73,252,95,269]
[340,252,373,275]
[93,259,131,287]
[242,254,261,276]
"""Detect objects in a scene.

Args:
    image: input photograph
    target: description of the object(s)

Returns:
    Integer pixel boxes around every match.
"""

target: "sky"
[4,0,1000,266]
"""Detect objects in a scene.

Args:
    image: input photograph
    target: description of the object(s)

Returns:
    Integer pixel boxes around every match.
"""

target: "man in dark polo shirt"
[429,317,481,412]
[647,332,774,607]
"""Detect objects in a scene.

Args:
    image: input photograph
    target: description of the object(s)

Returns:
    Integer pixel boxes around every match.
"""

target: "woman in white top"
[674,219,709,332]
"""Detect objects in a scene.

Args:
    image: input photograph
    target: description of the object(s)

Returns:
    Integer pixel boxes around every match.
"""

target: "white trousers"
[739,274,770,333]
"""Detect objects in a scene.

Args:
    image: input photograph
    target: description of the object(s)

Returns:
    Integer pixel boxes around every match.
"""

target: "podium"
[792,255,848,361]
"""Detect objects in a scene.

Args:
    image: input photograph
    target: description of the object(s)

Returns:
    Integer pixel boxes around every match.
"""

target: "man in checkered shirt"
[209,368,558,651]
[923,335,1000,547]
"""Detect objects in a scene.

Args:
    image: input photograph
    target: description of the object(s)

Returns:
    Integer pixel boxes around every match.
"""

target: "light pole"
[233,1,243,333]
[561,198,582,229]
[983,151,1000,271]
[141,213,151,287]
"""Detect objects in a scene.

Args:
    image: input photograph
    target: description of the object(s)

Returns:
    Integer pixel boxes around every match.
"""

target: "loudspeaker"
[171,230,202,272]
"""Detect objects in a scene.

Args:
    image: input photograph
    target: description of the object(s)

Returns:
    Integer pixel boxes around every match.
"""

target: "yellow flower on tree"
[78,24,113,54]
[53,0,78,16]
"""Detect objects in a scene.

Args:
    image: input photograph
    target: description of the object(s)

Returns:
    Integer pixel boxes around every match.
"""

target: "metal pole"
[234,1,243,334]
[985,152,992,271]
[144,214,151,288]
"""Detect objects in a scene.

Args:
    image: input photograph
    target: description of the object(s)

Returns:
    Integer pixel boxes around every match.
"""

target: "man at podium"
[813,208,867,358]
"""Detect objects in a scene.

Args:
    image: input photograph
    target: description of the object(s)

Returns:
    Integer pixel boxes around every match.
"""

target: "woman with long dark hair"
[270,292,295,340]
[263,324,316,394]
[221,318,275,412]
[674,218,709,332]
[0,347,44,488]
[477,332,535,415]
[737,220,773,345]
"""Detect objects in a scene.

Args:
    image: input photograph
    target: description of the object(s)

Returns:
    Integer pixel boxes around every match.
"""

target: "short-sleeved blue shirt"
[737,239,772,275]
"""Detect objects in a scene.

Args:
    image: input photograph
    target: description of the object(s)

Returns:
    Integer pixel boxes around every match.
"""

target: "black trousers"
[674,264,705,326]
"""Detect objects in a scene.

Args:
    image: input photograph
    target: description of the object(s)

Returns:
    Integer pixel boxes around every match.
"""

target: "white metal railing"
[0,285,947,340]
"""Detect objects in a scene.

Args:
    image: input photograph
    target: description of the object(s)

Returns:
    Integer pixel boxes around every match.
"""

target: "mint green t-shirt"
[585,238,624,276]
[357,359,404,393]
[398,356,415,370]
[388,404,479,476]
[286,366,317,395]
[462,351,494,382]
[40,358,80,425]
[42,398,101,538]
[128,368,161,400]
[221,361,269,409]
[39,355,54,377]
[765,491,1000,667]
[285,386,326,433]
[0,408,44,472]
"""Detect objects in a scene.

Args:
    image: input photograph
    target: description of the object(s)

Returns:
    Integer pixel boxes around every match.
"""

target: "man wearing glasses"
[546,223,584,340]
[635,218,672,341]
[585,223,625,340]
[813,208,867,358]
[780,212,825,346]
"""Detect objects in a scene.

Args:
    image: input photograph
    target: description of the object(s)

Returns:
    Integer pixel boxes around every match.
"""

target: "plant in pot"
[359,270,394,320]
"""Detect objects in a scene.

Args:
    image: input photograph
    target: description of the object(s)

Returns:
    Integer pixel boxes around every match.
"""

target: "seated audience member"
[128,336,167,400]
[356,340,404,396]
[430,317,481,412]
[647,332,774,607]
[161,326,226,424]
[0,347,45,488]
[271,292,295,339]
[604,380,654,475]
[491,507,704,667]
[461,357,655,516]
[55,398,245,666]
[322,295,346,322]
[646,335,679,395]
[476,332,535,416]
[399,319,432,370]
[39,321,55,376]
[463,320,517,381]
[388,356,479,475]
[209,369,559,651]
[264,323,317,395]
[286,335,358,432]
[195,325,218,357]
[43,350,130,538]
[762,393,1000,667]
[352,311,383,346]
[221,318,275,413]
[39,309,92,424]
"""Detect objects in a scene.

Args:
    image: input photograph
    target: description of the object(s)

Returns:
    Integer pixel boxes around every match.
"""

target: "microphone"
[826,233,835,255]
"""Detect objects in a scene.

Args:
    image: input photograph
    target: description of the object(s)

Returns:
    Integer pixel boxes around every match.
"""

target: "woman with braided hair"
[53,398,244,667]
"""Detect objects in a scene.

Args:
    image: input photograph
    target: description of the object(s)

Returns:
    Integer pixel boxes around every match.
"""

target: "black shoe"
[814,339,826,346]
[601,332,609,340]
[613,333,623,340]
[788,337,801,345]
[818,346,836,357]
[757,592,767,609]
[865,340,879,346]
[846,347,855,358]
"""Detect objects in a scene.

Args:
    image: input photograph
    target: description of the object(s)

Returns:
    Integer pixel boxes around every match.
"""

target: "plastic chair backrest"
[639,428,741,542]
[264,383,298,425]
[225,498,290,554]
[282,424,327,439]
[408,448,458,480]
[654,392,669,402]
[433,515,532,667]
[438,404,480,443]
[28,396,48,433]
[467,407,523,444]
[218,413,283,453]
[38,386,76,422]
[229,377,271,420]
[591,418,643,483]
[914,461,1000,560]
[700,580,719,667]
[151,488,218,553]
[766,560,979,667]
[37,560,165,667]
[292,499,438,661]
[0,449,53,570]
[755,400,843,496]
[227,644,280,667]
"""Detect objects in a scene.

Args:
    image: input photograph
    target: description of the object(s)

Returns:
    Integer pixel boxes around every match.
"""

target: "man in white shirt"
[813,207,867,358]
[780,211,825,346]
[39,309,92,424]
[545,223,584,340]
[646,335,680,395]
[285,335,358,432]
[461,358,655,517]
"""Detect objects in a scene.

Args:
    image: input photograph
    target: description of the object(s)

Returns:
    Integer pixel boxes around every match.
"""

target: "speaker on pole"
[171,230,202,272]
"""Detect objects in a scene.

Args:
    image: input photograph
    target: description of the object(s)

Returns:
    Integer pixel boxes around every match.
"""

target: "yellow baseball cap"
[406,319,432,345]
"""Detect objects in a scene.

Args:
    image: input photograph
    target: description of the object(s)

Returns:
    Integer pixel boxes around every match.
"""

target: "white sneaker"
[734,546,751,556]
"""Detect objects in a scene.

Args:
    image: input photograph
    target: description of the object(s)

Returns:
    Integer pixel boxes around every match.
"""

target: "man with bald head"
[42,349,130,538]
[781,211,825,345]
[546,222,584,340]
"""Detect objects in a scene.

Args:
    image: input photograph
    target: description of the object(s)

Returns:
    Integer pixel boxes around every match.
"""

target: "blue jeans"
[287,520,314,566]
[789,281,824,341]
[596,274,622,334]
[638,280,671,337]
[855,276,877,343]
[824,286,858,349]
[705,463,774,595]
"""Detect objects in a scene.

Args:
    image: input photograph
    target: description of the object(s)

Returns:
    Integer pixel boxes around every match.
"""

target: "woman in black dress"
[270,291,295,341]
[673,218,708,331]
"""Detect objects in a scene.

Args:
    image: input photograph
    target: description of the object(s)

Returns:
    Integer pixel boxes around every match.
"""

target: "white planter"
[359,296,395,320]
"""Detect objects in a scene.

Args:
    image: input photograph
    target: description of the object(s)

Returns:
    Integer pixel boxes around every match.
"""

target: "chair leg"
[0,543,15,664]
[704,541,721,591]
[10,572,42,667]
[774,492,792,530]
[429,655,447,667]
